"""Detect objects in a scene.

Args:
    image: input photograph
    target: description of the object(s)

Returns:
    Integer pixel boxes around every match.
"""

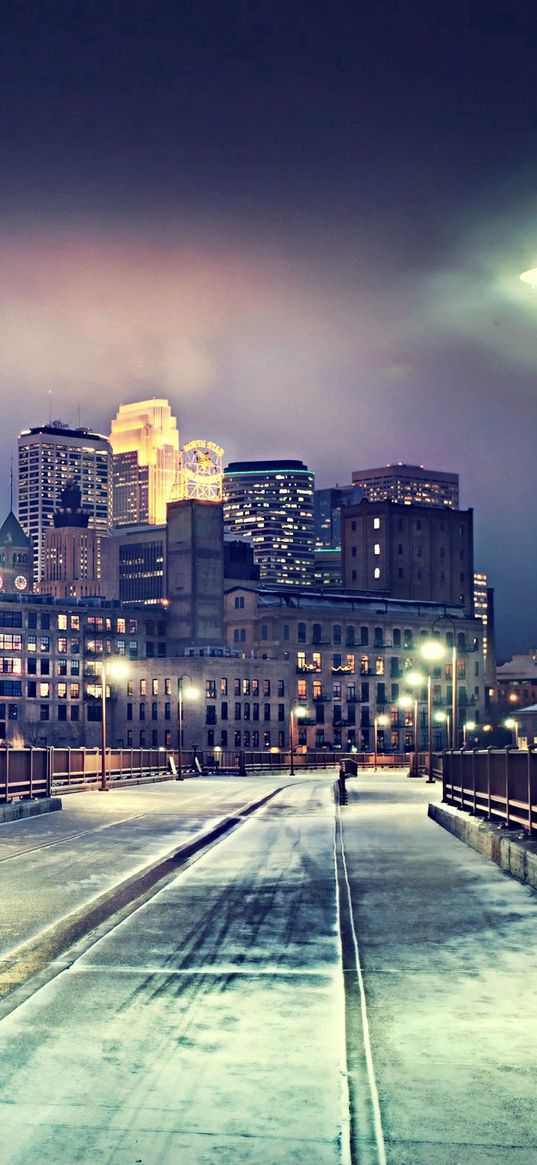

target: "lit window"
[374,567,381,579]
[374,543,381,555]
[373,517,381,529]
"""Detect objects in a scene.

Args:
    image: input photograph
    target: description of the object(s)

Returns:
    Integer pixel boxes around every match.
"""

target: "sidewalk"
[340,773,537,1164]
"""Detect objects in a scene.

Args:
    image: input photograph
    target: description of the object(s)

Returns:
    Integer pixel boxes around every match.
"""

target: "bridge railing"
[0,745,417,802]
[440,749,537,836]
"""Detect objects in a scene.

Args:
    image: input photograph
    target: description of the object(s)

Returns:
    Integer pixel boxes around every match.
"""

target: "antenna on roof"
[9,457,13,511]
[48,390,53,424]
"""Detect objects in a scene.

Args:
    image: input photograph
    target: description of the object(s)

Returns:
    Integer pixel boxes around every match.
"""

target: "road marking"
[336,806,387,1165]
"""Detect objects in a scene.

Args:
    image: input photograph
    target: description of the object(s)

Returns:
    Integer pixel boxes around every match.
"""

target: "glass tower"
[223,460,315,588]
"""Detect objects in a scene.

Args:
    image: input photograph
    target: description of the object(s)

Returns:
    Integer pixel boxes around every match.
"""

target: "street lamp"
[504,717,519,748]
[420,640,446,782]
[98,657,129,791]
[404,669,425,776]
[434,709,450,749]
[177,674,200,781]
[398,693,417,775]
[463,719,476,747]
[431,617,459,748]
[289,705,308,775]
[373,713,390,770]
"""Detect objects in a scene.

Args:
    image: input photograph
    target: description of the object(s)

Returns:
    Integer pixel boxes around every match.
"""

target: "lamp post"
[373,713,390,770]
[463,719,476,747]
[98,658,129,791]
[398,694,415,773]
[420,640,447,782]
[289,705,308,775]
[434,710,450,749]
[404,669,425,777]
[432,616,458,749]
[177,674,200,781]
[504,717,519,748]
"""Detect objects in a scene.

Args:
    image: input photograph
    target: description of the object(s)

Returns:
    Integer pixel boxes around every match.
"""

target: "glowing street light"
[177,674,200,781]
[289,705,308,775]
[98,657,130,791]
[463,719,476,747]
[420,640,447,782]
[504,717,519,748]
[434,709,450,748]
[373,713,390,770]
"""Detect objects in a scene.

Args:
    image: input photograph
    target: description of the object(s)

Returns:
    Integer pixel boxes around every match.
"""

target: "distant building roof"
[0,511,31,547]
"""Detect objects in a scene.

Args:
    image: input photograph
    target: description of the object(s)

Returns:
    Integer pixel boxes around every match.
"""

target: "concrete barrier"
[428,801,537,892]
[0,797,62,825]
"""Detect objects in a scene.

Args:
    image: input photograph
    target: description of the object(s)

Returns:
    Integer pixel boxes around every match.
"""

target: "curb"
[0,797,62,825]
[428,802,537,892]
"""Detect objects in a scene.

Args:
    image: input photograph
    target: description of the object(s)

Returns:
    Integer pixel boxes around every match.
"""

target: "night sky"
[2,0,537,658]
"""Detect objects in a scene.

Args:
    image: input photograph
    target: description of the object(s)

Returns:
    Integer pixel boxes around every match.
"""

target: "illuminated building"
[17,422,111,583]
[178,441,224,502]
[39,480,100,599]
[313,485,362,586]
[223,460,315,588]
[0,511,33,595]
[109,399,181,527]
[351,463,459,509]
[341,498,474,616]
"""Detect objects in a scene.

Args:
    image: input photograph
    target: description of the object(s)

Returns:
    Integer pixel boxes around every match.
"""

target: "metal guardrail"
[440,749,537,836]
[0,745,417,802]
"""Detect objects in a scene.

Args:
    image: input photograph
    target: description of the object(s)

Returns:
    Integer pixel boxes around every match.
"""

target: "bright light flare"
[520,268,537,288]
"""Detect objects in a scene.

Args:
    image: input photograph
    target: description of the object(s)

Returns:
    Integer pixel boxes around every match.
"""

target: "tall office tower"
[109,399,181,527]
[351,464,459,509]
[313,485,362,586]
[39,479,100,599]
[474,571,496,690]
[18,422,111,583]
[223,460,315,588]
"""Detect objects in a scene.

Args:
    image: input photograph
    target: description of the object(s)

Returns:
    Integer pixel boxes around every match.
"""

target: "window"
[206,680,216,698]
[374,543,381,555]
[375,657,384,675]
[206,705,217,724]
[252,679,259,696]
[264,703,271,721]
[57,682,67,699]
[374,567,381,579]
[164,678,171,696]
[127,703,133,721]
[71,705,80,721]
[234,595,245,609]
[220,730,228,747]
[220,678,228,695]
[152,679,159,695]
[297,679,307,699]
[260,624,268,640]
[351,546,357,558]
[40,704,50,721]
[139,702,146,720]
[39,682,50,698]
[333,680,341,699]
[58,705,67,721]
[58,614,68,630]
[140,680,147,696]
[333,624,342,645]
[312,623,322,644]
[278,703,285,721]
[360,655,369,675]
[373,517,380,529]
[277,679,285,697]
[221,701,228,720]
[242,679,250,696]
[243,702,250,720]
[234,677,241,695]
[165,702,171,720]
[152,702,158,721]
[297,622,306,643]
[263,679,271,696]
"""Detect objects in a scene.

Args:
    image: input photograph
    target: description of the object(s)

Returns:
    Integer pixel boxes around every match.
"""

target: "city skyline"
[3,2,537,659]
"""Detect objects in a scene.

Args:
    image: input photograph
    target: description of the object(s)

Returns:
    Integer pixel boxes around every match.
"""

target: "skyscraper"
[223,460,315,588]
[351,463,459,508]
[40,479,100,599]
[109,399,181,527]
[17,422,111,583]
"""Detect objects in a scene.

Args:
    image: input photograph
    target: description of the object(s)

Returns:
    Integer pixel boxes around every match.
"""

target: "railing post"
[46,746,52,798]
[505,748,510,828]
[472,749,477,815]
[528,750,534,836]
[487,748,492,819]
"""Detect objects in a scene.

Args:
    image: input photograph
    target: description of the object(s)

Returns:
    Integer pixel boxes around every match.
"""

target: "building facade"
[0,511,33,596]
[351,463,459,509]
[0,593,151,746]
[341,499,474,616]
[223,459,315,588]
[17,422,111,583]
[39,480,100,599]
[224,585,485,751]
[109,399,181,527]
[313,485,362,586]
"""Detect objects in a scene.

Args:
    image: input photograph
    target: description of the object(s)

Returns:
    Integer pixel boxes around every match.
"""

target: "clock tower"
[0,510,33,594]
